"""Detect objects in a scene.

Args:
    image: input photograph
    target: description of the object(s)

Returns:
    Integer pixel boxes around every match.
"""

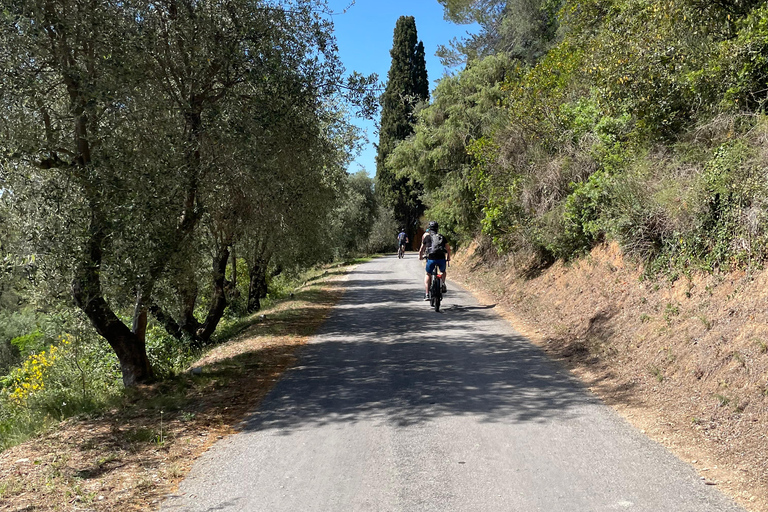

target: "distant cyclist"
[397,229,408,258]
[418,220,451,300]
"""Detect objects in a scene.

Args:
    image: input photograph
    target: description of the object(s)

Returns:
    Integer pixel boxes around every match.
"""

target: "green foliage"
[9,331,44,358]
[692,139,765,267]
[0,330,123,450]
[437,0,563,65]
[405,0,768,275]
[1,0,371,385]
[364,206,400,254]
[561,170,612,256]
[711,3,768,110]
[145,326,196,380]
[0,309,66,373]
[391,54,514,245]
[376,16,430,236]
[327,171,379,257]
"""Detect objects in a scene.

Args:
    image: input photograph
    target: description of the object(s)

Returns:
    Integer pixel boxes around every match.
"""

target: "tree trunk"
[178,278,201,337]
[229,244,239,299]
[60,47,154,386]
[148,301,184,340]
[132,290,149,343]
[72,214,154,387]
[155,245,232,346]
[195,244,231,341]
[247,266,266,312]
[248,251,271,313]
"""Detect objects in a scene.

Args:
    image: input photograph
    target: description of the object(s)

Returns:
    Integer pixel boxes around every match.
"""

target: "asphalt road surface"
[162,254,745,512]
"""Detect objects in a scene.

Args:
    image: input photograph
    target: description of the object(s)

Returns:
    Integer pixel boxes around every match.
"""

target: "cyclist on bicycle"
[397,229,409,255]
[418,221,451,300]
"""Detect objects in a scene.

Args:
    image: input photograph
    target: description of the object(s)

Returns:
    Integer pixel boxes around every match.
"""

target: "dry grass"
[0,267,351,512]
[452,241,768,512]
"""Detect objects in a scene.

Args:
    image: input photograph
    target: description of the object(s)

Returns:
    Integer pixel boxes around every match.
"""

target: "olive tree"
[0,0,373,386]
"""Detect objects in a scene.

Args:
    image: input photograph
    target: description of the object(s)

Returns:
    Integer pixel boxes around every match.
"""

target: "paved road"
[162,254,744,512]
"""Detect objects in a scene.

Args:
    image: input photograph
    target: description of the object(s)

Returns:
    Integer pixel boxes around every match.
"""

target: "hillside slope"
[452,241,768,512]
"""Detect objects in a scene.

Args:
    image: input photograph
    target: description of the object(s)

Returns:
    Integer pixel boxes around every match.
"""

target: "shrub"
[560,169,613,256]
[0,324,128,450]
[1,340,66,406]
[718,4,768,111]
[145,326,196,380]
[364,205,399,254]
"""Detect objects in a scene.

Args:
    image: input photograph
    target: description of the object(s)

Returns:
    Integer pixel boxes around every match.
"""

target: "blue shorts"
[425,259,446,275]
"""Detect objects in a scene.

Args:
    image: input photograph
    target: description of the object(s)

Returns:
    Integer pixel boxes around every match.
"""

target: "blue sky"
[327,0,478,176]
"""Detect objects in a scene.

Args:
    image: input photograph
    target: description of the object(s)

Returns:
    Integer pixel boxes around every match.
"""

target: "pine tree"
[376,16,429,241]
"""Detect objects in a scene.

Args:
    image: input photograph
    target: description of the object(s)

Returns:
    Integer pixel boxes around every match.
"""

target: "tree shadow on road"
[239,270,602,434]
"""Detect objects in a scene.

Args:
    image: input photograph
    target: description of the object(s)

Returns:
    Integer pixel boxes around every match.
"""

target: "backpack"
[426,232,447,259]
[398,232,406,242]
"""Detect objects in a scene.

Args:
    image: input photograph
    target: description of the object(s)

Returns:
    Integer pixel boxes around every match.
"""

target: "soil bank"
[451,241,768,512]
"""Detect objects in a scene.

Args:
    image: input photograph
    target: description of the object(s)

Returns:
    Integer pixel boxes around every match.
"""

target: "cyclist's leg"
[436,260,447,292]
[424,259,434,298]
[438,260,447,292]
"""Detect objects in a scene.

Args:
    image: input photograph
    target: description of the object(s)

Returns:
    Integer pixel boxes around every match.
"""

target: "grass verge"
[0,261,355,512]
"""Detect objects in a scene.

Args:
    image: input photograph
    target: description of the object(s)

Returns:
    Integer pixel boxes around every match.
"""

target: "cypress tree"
[376,16,429,240]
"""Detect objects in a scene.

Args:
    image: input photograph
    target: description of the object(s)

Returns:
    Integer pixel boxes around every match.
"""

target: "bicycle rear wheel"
[431,274,442,312]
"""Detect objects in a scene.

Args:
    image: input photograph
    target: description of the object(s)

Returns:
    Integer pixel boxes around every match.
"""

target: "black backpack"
[426,232,447,259]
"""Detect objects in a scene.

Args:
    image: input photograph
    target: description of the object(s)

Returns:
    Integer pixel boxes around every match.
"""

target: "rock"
[190,367,203,375]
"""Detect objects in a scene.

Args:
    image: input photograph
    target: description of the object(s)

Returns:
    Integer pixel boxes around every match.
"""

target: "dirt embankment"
[452,241,768,512]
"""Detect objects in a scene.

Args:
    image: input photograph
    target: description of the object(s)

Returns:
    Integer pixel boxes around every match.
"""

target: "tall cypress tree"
[376,16,429,240]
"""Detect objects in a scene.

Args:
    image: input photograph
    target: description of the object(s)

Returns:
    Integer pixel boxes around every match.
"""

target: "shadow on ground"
[237,263,607,435]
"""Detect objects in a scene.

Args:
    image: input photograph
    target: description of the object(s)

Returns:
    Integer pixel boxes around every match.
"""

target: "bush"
[364,205,399,254]
[690,139,767,267]
[559,169,613,257]
[146,325,197,379]
[0,329,123,450]
[0,310,35,372]
[718,4,768,111]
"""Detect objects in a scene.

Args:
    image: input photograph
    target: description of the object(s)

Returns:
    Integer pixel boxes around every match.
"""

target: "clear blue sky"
[327,0,477,176]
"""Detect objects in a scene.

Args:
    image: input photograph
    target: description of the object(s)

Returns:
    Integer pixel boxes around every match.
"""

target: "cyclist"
[397,229,409,257]
[418,221,451,300]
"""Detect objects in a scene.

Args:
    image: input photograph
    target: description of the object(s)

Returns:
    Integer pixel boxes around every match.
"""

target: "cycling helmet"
[427,220,438,232]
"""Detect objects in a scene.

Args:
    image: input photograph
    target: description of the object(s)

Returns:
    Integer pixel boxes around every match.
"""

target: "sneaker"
[441,283,447,293]
[424,293,430,301]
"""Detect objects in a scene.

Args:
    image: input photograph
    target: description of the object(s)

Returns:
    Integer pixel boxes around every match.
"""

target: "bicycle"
[429,266,442,312]
[398,244,405,259]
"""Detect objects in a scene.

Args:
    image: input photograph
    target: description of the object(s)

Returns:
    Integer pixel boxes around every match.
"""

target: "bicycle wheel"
[431,274,442,312]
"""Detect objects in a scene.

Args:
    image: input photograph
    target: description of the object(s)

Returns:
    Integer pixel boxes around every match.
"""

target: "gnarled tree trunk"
[153,243,232,347]
[59,37,155,386]
[72,212,154,387]
[247,246,271,313]
[195,244,231,341]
